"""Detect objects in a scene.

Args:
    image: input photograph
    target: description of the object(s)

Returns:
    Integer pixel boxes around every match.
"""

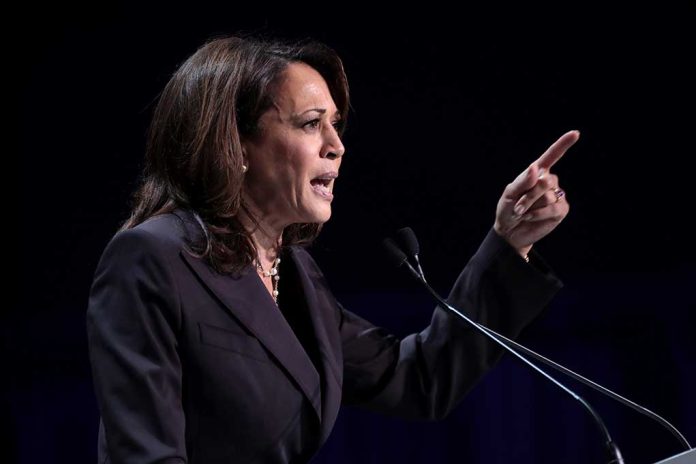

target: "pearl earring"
[242,164,248,173]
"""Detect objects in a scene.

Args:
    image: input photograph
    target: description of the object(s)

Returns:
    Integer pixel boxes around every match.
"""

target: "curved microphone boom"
[389,228,692,452]
[383,235,625,463]
[384,228,693,460]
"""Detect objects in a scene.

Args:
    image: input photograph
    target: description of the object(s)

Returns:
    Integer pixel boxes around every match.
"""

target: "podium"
[654,449,696,463]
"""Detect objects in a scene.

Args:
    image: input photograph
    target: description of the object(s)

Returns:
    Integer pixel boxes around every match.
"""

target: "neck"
[237,202,285,268]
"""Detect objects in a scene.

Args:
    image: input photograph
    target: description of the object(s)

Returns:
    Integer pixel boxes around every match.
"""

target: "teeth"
[310,176,335,197]
[311,182,331,195]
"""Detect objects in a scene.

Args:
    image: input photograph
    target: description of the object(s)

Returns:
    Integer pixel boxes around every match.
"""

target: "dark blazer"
[86,207,562,463]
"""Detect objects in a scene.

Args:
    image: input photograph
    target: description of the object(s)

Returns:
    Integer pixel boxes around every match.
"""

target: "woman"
[86,34,577,463]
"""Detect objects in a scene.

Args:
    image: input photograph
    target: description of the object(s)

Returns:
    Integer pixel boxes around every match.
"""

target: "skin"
[240,61,578,296]
[239,62,345,293]
[494,130,579,258]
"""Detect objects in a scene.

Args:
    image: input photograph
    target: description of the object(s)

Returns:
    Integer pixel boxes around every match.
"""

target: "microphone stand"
[391,229,692,451]
[385,238,626,463]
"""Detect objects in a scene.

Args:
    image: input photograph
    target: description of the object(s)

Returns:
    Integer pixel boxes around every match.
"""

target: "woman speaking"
[86,34,577,463]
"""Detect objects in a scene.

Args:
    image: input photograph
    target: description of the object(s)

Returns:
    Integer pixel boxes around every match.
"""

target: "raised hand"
[494,130,580,258]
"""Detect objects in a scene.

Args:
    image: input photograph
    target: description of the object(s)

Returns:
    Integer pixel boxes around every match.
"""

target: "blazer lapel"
[288,247,344,441]
[173,209,322,421]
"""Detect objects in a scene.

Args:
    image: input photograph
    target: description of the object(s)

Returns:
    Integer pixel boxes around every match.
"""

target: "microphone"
[394,227,426,282]
[383,234,624,463]
[384,228,693,460]
[388,228,692,452]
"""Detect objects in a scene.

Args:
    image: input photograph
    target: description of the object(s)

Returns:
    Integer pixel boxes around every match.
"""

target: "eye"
[302,119,344,132]
[303,119,321,130]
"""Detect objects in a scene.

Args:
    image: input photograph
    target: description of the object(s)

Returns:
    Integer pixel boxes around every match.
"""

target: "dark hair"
[119,34,350,275]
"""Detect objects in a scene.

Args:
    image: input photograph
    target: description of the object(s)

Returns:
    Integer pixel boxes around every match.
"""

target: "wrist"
[519,245,533,263]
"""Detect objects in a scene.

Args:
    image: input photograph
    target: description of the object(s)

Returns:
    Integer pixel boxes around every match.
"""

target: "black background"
[12,3,696,463]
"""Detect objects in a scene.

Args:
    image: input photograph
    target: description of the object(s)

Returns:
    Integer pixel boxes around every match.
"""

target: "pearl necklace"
[256,257,280,303]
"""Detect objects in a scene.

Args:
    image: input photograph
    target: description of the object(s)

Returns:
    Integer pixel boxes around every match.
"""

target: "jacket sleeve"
[340,227,563,420]
[86,228,186,464]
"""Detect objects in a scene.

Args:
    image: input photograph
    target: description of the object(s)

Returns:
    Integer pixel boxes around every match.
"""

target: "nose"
[321,124,345,160]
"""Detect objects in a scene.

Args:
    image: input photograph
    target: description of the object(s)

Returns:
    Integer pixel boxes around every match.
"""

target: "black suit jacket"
[86,208,562,463]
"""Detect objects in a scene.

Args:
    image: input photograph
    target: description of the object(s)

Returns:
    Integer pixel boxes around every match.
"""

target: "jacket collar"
[172,208,330,423]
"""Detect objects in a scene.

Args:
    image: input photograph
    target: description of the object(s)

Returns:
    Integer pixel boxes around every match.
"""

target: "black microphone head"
[382,237,408,267]
[395,227,419,256]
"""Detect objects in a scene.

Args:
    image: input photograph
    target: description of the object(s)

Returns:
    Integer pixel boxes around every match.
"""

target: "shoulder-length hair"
[119,34,350,275]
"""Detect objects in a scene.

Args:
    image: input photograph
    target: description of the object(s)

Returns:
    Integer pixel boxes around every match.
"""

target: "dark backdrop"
[11,4,695,463]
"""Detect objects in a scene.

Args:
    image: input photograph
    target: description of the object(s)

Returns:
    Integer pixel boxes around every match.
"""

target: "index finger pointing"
[535,130,581,170]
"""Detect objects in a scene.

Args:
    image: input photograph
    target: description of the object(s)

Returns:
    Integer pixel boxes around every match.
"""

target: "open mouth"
[310,177,334,199]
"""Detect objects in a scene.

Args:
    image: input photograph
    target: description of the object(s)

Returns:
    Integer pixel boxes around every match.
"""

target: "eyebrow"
[295,108,341,119]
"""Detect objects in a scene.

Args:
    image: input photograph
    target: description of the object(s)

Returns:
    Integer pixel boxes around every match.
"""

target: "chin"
[313,212,332,224]
[304,206,332,224]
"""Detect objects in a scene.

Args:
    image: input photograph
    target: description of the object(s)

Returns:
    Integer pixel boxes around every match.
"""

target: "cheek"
[286,150,315,185]
[252,137,318,197]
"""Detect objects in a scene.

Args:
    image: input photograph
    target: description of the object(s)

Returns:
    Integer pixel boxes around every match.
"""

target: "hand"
[494,130,580,258]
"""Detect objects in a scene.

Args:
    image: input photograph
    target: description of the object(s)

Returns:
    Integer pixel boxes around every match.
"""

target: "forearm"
[342,227,563,419]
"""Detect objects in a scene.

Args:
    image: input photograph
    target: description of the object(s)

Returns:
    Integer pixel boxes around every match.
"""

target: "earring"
[241,164,248,173]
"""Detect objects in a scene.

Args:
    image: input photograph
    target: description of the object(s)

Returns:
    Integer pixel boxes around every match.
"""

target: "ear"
[240,140,250,159]
[239,143,249,174]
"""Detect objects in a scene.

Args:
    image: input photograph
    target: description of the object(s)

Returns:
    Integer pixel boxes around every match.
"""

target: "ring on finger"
[553,187,565,203]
